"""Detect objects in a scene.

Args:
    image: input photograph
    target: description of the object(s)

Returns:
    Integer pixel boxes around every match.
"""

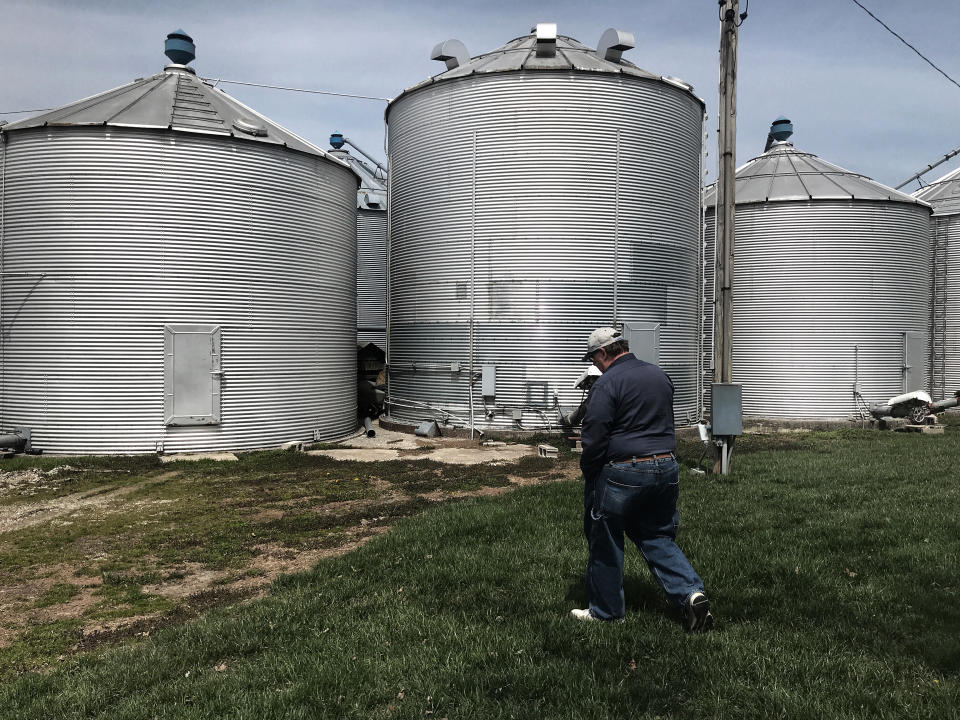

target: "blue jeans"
[584,456,704,620]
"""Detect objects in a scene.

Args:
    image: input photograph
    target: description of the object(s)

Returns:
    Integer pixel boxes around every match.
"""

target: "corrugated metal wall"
[357,208,386,348]
[703,200,931,418]
[0,127,358,454]
[387,72,703,430]
[936,213,960,399]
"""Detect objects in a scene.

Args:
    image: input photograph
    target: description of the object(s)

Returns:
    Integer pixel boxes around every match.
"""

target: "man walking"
[571,327,713,631]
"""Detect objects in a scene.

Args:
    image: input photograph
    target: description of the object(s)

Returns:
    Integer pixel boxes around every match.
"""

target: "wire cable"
[849,0,960,92]
[200,77,391,102]
[0,108,54,116]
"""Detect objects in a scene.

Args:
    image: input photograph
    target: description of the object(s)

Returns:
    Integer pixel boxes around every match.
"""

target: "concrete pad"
[308,448,402,462]
[309,444,534,465]
[418,445,533,465]
[315,420,536,465]
[160,452,238,463]
[336,421,422,450]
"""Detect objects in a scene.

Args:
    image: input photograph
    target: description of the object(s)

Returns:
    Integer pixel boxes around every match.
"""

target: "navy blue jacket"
[579,353,676,483]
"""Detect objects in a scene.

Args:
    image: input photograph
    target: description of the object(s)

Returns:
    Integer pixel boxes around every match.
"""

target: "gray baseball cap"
[582,327,622,361]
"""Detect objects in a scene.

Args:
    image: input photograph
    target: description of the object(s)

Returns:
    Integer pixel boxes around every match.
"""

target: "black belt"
[610,453,674,464]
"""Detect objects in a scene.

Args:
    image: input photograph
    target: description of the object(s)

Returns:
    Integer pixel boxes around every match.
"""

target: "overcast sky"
[4,0,959,190]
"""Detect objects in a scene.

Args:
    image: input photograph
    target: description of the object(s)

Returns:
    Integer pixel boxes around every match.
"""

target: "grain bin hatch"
[622,322,660,365]
[165,325,222,426]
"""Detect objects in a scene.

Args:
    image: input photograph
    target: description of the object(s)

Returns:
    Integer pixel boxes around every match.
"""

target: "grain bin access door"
[902,331,925,393]
[164,325,222,425]
[623,322,660,365]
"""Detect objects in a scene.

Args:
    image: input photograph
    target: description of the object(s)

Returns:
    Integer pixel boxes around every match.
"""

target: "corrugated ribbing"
[387,71,703,430]
[357,208,386,348]
[703,200,931,418]
[0,127,358,453]
[935,213,960,400]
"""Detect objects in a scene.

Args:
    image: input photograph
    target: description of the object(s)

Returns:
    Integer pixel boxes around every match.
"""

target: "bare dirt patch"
[0,471,180,534]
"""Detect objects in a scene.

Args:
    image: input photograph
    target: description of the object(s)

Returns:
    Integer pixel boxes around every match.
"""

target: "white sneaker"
[684,591,714,632]
[569,608,597,621]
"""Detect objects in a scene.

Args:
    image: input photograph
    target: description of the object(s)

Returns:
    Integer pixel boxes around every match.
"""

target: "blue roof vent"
[330,132,345,150]
[770,116,793,142]
[165,30,196,66]
[764,116,794,152]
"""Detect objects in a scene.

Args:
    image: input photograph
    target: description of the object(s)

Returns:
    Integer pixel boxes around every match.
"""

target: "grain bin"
[914,167,960,402]
[385,24,705,431]
[329,133,387,350]
[0,31,359,454]
[703,119,932,420]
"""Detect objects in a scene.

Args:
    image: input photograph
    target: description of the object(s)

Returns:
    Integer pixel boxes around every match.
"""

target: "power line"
[201,77,391,102]
[2,78,390,117]
[0,108,54,115]
[849,0,960,92]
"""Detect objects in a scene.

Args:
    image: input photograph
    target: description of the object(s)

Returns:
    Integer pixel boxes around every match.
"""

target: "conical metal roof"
[2,65,332,159]
[706,142,927,208]
[912,166,960,215]
[389,27,700,113]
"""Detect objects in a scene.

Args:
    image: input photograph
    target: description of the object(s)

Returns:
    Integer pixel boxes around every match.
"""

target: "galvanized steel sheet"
[357,208,386,348]
[933,213,960,399]
[0,126,358,453]
[387,70,703,430]
[703,200,932,419]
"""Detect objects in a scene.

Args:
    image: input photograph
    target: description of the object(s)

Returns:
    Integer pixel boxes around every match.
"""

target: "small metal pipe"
[343,136,388,176]
[0,433,23,450]
[931,395,960,412]
[363,416,376,437]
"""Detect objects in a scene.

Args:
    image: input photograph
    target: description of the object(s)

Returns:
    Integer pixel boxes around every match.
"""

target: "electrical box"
[622,321,660,365]
[482,365,496,397]
[711,383,742,436]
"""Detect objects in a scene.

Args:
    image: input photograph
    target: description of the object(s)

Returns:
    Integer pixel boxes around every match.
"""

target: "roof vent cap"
[770,116,793,142]
[533,23,557,57]
[430,39,470,70]
[330,132,345,149]
[764,116,793,152]
[165,29,196,66]
[595,28,634,63]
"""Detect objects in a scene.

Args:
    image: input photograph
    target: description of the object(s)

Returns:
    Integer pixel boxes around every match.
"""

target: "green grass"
[0,447,566,684]
[0,424,958,717]
[30,582,81,609]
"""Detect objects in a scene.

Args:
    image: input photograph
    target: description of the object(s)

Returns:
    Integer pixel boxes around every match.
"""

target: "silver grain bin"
[0,31,359,454]
[385,24,705,431]
[914,167,960,401]
[704,120,932,420]
[329,134,387,349]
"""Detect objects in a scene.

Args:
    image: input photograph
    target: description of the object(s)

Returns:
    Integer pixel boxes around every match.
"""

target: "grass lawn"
[1,424,959,718]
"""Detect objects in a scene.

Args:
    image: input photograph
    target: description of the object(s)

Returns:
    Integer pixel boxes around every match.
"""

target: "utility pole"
[712,0,742,474]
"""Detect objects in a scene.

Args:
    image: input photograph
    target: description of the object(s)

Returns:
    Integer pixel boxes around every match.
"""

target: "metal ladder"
[931,218,948,401]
